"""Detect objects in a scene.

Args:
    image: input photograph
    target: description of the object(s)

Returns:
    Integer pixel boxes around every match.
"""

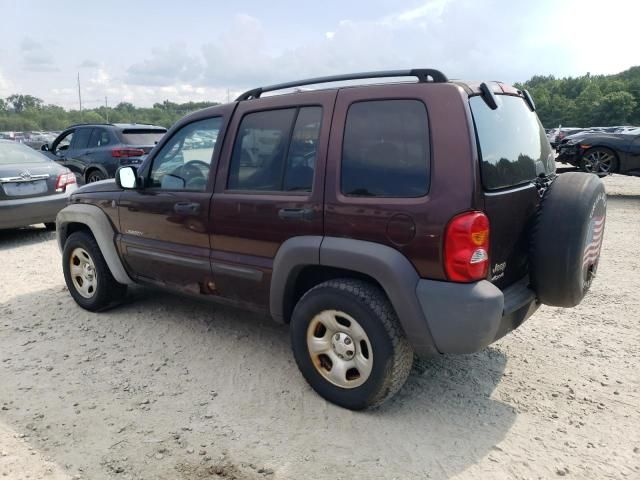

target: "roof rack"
[235,69,448,101]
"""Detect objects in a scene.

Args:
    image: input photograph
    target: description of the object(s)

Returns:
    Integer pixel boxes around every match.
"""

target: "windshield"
[121,129,166,145]
[0,141,50,165]
[470,95,555,190]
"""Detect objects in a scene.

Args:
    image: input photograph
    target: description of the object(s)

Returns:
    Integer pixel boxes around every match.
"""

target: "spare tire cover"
[530,172,606,307]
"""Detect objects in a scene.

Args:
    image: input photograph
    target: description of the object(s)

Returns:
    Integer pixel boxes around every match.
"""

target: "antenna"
[77,72,83,121]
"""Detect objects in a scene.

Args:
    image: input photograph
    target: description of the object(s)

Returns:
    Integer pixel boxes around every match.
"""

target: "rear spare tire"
[530,172,606,307]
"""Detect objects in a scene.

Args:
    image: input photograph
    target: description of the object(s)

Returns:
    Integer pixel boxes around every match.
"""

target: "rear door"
[118,112,229,291]
[470,93,555,288]
[209,91,335,309]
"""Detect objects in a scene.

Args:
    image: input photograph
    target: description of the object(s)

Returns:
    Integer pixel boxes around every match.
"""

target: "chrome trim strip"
[0,174,50,183]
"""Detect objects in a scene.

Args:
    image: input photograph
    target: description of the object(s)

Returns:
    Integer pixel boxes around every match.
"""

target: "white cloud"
[125,44,203,87]
[20,36,58,72]
[325,31,335,39]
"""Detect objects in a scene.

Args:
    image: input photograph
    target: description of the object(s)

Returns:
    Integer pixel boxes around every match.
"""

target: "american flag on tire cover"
[583,216,605,267]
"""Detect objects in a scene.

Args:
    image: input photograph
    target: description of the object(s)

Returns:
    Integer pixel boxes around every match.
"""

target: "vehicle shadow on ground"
[0,226,54,251]
[1,285,516,479]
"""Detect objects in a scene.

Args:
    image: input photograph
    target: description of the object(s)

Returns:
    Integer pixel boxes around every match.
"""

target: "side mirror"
[116,166,138,189]
[41,143,50,152]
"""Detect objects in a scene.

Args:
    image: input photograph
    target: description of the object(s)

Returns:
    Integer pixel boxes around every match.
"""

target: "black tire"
[530,172,606,307]
[86,169,106,183]
[580,147,618,176]
[62,231,127,311]
[44,222,56,231]
[290,279,413,410]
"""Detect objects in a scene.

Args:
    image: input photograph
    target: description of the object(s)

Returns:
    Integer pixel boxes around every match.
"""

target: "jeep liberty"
[56,69,606,409]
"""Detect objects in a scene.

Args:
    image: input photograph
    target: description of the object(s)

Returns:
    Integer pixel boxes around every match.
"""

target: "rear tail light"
[55,171,76,193]
[111,148,145,158]
[444,211,490,282]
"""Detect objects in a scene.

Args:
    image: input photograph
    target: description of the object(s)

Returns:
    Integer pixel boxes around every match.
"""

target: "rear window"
[121,129,166,145]
[470,95,555,190]
[0,141,49,164]
[342,100,430,197]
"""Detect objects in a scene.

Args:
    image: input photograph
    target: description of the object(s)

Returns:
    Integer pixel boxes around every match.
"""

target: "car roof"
[66,123,166,131]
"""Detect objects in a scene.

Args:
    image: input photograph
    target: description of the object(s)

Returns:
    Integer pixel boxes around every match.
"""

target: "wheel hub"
[331,332,355,360]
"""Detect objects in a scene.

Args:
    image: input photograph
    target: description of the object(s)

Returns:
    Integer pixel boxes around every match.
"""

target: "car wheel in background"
[86,170,106,183]
[580,147,618,176]
[62,231,127,311]
[290,279,413,410]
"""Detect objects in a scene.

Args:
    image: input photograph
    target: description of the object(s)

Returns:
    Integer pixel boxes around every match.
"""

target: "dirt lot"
[1,175,639,480]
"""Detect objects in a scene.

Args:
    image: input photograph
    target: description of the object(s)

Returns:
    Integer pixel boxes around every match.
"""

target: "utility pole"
[105,96,109,123]
[77,72,83,122]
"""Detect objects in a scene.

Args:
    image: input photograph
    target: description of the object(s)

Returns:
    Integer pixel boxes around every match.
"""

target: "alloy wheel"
[306,310,373,388]
[583,150,614,174]
[69,247,97,298]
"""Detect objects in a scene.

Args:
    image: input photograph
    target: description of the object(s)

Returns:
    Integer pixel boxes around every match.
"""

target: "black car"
[556,127,640,176]
[43,123,167,184]
[0,140,77,230]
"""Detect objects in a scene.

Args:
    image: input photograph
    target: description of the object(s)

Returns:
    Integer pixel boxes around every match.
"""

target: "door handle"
[174,202,200,214]
[278,208,315,221]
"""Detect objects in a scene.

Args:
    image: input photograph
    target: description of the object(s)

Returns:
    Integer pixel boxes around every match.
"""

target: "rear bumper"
[0,187,75,229]
[416,276,538,354]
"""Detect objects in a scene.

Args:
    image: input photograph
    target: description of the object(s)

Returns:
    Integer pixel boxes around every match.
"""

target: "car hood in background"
[75,179,120,194]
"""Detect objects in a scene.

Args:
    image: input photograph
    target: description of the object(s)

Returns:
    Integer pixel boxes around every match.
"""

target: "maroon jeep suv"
[56,70,606,410]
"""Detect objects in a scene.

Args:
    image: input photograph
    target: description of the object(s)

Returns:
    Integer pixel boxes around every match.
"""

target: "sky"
[0,0,638,109]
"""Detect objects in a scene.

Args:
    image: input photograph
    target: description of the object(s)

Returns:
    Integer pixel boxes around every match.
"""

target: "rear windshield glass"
[470,95,555,190]
[0,141,49,164]
[121,129,166,145]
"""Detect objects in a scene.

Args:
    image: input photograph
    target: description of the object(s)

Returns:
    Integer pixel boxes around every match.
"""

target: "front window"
[149,117,222,191]
[470,95,555,190]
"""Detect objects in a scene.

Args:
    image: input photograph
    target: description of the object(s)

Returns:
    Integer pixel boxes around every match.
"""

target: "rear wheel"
[580,147,618,176]
[86,169,106,183]
[62,231,127,311]
[290,279,413,410]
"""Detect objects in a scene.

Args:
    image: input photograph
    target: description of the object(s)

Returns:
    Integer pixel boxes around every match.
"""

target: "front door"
[118,115,226,292]
[209,91,336,309]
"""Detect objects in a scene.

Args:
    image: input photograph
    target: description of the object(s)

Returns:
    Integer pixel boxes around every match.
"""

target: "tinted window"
[0,141,50,164]
[342,100,430,197]
[470,95,555,190]
[87,128,112,148]
[121,129,166,145]
[149,117,222,191]
[228,107,322,192]
[71,128,92,150]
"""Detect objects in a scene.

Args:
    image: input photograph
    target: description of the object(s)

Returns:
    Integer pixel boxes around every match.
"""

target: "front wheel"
[62,231,127,311]
[290,279,413,410]
[580,147,618,176]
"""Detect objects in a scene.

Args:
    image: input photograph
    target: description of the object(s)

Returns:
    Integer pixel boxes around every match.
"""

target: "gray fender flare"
[270,236,439,357]
[56,203,134,285]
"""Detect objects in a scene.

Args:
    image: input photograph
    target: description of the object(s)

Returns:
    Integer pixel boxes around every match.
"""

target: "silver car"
[0,140,77,230]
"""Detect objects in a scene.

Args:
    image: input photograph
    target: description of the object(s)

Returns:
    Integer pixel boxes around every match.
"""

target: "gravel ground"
[0,174,639,480]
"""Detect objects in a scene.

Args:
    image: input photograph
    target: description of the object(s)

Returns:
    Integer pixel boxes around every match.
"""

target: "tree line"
[1,66,639,131]
[515,66,640,127]
[0,96,219,131]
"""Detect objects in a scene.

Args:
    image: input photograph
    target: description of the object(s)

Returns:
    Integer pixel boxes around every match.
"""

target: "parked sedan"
[556,127,640,176]
[0,140,77,230]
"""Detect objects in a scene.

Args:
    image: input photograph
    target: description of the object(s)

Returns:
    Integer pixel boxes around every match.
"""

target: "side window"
[54,131,74,154]
[149,117,222,191]
[227,106,322,192]
[88,128,112,148]
[341,100,430,197]
[70,128,92,150]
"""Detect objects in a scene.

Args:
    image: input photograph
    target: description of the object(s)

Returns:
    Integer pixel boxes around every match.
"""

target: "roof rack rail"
[235,69,448,101]
[66,122,115,129]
